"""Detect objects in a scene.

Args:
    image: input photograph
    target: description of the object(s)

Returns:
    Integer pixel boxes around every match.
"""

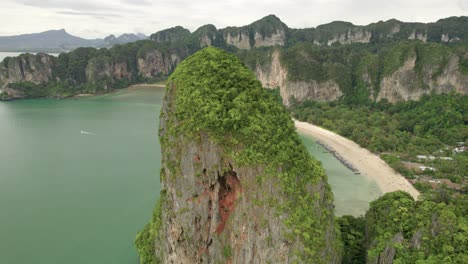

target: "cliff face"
[221,28,286,50]
[85,59,131,86]
[139,47,342,263]
[254,29,286,48]
[0,53,55,98]
[137,51,182,77]
[255,50,342,105]
[326,28,372,45]
[223,31,251,50]
[377,56,468,103]
[250,46,467,104]
[0,44,187,99]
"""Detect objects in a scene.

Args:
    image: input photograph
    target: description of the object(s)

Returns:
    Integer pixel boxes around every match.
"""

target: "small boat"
[81,130,95,135]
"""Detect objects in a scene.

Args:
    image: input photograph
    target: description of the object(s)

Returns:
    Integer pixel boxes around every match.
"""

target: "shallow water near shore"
[0,86,380,263]
[298,134,382,216]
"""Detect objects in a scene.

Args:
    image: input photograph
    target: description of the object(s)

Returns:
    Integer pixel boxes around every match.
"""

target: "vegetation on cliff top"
[156,47,341,262]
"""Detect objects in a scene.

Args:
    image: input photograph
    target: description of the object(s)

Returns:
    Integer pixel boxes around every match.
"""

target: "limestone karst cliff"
[0,53,55,98]
[248,42,467,105]
[135,47,342,263]
[1,15,466,102]
[0,42,188,99]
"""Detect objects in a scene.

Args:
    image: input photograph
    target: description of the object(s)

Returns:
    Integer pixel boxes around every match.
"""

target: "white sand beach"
[294,120,420,200]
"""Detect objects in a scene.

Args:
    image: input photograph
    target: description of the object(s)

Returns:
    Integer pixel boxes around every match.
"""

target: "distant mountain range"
[0,29,147,53]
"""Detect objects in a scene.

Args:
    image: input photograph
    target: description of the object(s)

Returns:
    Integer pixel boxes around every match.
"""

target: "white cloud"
[0,0,465,38]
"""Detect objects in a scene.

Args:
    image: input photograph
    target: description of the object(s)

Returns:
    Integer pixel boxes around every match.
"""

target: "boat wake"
[80,130,95,135]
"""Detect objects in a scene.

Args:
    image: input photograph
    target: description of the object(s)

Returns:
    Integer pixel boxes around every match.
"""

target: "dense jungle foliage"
[339,191,467,264]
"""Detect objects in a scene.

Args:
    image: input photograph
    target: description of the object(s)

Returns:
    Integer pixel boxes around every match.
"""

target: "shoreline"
[294,119,420,200]
[71,83,166,98]
[0,83,166,102]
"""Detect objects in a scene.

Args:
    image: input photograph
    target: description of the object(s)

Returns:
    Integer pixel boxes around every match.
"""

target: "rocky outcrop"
[0,53,54,89]
[0,46,188,99]
[327,28,372,45]
[254,29,286,48]
[255,50,342,105]
[408,31,427,42]
[200,35,212,47]
[377,57,421,102]
[137,51,182,77]
[148,47,342,263]
[85,59,131,86]
[377,56,468,103]
[223,29,287,50]
[0,53,55,98]
[224,31,251,50]
[430,56,468,94]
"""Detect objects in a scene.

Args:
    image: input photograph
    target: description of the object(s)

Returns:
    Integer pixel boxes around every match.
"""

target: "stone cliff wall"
[326,28,372,46]
[253,29,286,48]
[255,50,342,105]
[377,56,468,102]
[253,50,466,105]
[0,49,183,99]
[137,51,182,77]
[224,31,251,50]
[0,53,54,90]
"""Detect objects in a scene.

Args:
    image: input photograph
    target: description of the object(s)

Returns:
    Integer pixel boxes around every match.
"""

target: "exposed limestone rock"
[86,60,131,84]
[377,56,468,103]
[254,29,286,48]
[137,50,181,77]
[389,24,401,34]
[327,28,372,45]
[255,50,342,105]
[224,32,251,50]
[408,31,427,42]
[441,34,450,42]
[432,56,468,94]
[200,35,212,47]
[0,53,54,90]
[377,57,421,102]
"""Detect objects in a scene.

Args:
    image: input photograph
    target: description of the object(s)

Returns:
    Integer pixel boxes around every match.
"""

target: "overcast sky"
[0,0,467,39]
